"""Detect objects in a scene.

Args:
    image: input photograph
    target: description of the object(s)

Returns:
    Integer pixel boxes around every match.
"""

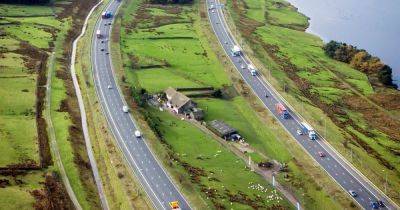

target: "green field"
[148,108,291,208]
[0,1,103,208]
[119,0,349,209]
[0,2,63,208]
[227,0,400,203]
[0,4,60,167]
[196,97,291,162]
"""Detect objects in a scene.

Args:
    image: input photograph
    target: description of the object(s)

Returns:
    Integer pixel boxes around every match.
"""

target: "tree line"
[148,0,193,4]
[324,40,397,88]
[0,0,50,4]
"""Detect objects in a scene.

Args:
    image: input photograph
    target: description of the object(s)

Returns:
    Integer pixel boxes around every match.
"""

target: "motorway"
[91,0,190,209]
[206,0,396,209]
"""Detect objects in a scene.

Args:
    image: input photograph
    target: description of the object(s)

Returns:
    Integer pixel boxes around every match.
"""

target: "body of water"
[285,0,400,87]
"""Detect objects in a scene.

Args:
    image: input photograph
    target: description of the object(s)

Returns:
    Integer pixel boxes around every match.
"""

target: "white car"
[122,105,129,113]
[134,130,141,138]
[107,85,112,89]
[296,129,303,135]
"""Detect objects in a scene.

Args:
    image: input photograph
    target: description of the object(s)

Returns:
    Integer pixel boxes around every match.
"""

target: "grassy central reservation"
[116,0,356,209]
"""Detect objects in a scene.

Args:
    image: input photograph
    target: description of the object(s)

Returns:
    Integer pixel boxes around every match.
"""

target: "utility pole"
[324,117,327,138]
[350,147,353,162]
[269,69,271,80]
[383,170,387,194]
[272,173,275,187]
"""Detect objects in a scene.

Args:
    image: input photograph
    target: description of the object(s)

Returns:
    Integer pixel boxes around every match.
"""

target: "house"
[208,120,238,140]
[189,107,204,121]
[165,87,196,114]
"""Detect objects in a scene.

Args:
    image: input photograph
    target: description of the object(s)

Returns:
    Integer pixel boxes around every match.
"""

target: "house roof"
[165,87,177,98]
[209,120,236,137]
[165,87,191,109]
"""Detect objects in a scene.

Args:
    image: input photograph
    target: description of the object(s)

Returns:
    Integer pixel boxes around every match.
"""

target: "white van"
[134,130,141,138]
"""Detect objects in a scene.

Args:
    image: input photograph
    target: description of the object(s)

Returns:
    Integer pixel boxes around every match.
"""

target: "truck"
[275,103,289,119]
[96,30,101,38]
[248,64,257,76]
[231,45,241,56]
[102,11,112,19]
[300,122,317,140]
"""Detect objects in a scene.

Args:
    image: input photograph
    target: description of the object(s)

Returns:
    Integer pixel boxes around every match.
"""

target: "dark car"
[370,201,379,209]
[348,190,357,197]
[377,200,385,207]
[100,48,105,51]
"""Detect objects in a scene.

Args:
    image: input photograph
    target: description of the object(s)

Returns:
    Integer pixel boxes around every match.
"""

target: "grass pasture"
[148,109,291,209]
[121,3,230,93]
[0,2,64,208]
[0,1,103,209]
[0,8,60,167]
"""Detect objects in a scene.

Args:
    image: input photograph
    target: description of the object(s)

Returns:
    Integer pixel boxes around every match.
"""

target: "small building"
[208,120,237,140]
[189,107,204,121]
[165,87,196,114]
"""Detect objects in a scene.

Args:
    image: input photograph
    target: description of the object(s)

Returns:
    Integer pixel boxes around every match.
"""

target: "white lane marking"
[93,17,166,210]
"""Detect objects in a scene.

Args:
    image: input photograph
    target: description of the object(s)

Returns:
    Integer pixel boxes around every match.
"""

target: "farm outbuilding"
[208,120,238,140]
[188,107,204,120]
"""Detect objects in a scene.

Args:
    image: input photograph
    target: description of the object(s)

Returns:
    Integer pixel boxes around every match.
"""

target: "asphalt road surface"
[206,0,397,209]
[91,1,190,209]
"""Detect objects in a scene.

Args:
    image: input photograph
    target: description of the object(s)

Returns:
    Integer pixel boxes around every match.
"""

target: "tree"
[379,65,398,88]
[323,40,340,58]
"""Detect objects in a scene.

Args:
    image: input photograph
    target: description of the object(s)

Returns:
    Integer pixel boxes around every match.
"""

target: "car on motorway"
[169,201,180,209]
[100,48,105,51]
[370,201,379,209]
[348,190,357,197]
[134,130,141,138]
[122,105,129,113]
[296,129,303,135]
[318,151,325,157]
[107,85,112,89]
[377,200,385,207]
